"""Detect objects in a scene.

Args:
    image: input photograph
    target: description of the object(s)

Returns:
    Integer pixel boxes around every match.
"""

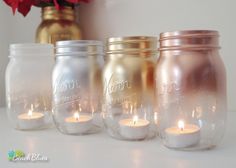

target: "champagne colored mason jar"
[103,36,158,140]
[6,44,54,130]
[36,6,82,45]
[52,40,103,135]
[155,30,227,150]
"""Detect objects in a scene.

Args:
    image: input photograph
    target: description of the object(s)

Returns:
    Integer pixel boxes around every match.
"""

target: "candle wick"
[180,127,183,131]
[133,115,138,125]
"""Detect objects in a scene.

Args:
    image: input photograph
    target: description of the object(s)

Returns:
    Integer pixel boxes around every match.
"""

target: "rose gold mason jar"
[155,30,227,150]
[103,36,158,140]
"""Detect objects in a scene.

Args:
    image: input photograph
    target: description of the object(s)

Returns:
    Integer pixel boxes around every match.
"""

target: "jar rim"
[160,30,219,39]
[10,43,53,49]
[106,36,158,57]
[159,30,220,51]
[9,43,54,57]
[56,40,103,57]
[56,40,103,47]
[107,36,157,43]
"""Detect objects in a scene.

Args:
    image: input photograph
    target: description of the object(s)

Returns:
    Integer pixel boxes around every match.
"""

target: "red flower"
[66,0,89,3]
[53,0,59,9]
[4,0,34,16]
[4,0,89,16]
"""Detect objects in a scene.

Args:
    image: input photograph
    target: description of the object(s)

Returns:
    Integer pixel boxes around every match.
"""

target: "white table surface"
[0,107,235,168]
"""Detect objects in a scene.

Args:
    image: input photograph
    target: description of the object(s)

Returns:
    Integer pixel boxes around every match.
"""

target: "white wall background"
[0,0,236,111]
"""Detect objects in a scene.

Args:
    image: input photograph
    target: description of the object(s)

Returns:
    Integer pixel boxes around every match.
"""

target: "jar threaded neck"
[106,36,158,57]
[9,43,54,57]
[42,6,75,21]
[159,30,220,51]
[56,40,103,57]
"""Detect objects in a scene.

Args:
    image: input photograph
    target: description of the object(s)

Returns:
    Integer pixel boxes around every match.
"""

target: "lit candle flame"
[28,104,33,117]
[178,120,185,131]
[133,115,138,125]
[74,112,80,121]
[28,109,33,117]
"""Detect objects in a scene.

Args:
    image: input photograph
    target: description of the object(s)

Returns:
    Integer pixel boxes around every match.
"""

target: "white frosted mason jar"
[6,43,54,130]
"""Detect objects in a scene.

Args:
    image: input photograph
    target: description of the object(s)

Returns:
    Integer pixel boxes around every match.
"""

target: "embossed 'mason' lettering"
[104,76,131,95]
[159,82,180,95]
[109,80,131,94]
[54,79,81,94]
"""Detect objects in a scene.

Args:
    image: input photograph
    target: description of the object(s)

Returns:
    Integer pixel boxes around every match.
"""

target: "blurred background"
[0,0,235,111]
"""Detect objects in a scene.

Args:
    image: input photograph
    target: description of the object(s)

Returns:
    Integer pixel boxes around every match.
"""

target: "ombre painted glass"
[103,36,158,140]
[52,40,103,135]
[155,30,227,150]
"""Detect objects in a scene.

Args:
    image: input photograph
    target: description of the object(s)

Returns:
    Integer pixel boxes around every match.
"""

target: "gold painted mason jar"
[156,30,227,150]
[103,36,158,140]
[36,6,82,45]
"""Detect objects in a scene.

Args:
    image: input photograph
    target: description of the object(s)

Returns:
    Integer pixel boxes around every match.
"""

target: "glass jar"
[53,40,103,135]
[155,30,227,150]
[103,36,158,140]
[36,6,82,45]
[6,43,54,130]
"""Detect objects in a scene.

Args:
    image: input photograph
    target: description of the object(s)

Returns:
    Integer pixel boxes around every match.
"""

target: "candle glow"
[119,115,150,140]
[178,120,185,131]
[17,104,45,129]
[28,109,33,117]
[64,106,93,134]
[28,104,34,118]
[165,120,200,148]
[132,115,138,125]
[73,112,80,121]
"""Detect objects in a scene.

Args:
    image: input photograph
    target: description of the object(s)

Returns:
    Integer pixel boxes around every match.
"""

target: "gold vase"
[36,6,82,45]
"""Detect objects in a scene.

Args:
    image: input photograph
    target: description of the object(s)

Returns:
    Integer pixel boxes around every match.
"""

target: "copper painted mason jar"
[36,6,82,45]
[155,30,227,150]
[103,36,158,140]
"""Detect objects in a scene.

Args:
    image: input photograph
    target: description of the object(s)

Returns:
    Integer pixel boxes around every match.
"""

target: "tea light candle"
[17,108,44,130]
[119,115,150,140]
[64,112,92,134]
[165,120,200,148]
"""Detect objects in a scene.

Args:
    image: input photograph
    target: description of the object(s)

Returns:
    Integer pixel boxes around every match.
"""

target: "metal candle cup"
[119,116,150,140]
[165,120,200,148]
[17,109,45,130]
[64,112,92,134]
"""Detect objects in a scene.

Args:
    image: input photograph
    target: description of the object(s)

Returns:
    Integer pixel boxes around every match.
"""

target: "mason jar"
[36,6,82,45]
[103,36,158,140]
[6,43,54,130]
[53,40,103,135]
[155,30,227,150]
